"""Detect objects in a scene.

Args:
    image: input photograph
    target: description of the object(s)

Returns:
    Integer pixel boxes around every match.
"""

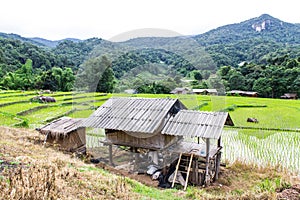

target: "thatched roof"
[37,117,84,138]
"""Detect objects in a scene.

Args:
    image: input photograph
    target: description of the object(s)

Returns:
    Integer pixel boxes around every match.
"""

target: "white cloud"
[0,0,299,40]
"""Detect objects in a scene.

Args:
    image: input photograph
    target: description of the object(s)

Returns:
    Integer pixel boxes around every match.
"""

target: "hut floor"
[166,141,219,158]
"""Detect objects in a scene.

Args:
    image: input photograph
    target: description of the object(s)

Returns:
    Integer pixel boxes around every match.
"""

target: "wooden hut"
[83,97,233,189]
[162,110,234,188]
[192,89,218,95]
[37,117,86,153]
[170,88,190,95]
[280,93,298,99]
[227,90,258,97]
[83,97,187,165]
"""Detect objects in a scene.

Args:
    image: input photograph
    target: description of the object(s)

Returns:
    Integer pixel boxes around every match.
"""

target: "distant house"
[193,89,218,95]
[37,117,86,153]
[280,93,298,100]
[124,89,137,94]
[170,88,190,95]
[227,90,258,97]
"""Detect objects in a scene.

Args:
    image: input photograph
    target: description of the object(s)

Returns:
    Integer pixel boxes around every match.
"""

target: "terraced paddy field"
[0,90,111,127]
[0,91,299,175]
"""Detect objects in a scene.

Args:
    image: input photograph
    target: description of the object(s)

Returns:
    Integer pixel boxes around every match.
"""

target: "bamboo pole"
[172,153,182,188]
[184,154,193,190]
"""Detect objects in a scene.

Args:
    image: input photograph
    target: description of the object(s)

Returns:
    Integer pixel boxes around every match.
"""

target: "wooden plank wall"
[106,131,177,150]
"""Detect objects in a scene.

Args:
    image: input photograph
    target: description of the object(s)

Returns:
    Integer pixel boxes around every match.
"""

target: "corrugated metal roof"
[38,117,83,136]
[192,89,217,93]
[162,110,233,139]
[82,97,185,134]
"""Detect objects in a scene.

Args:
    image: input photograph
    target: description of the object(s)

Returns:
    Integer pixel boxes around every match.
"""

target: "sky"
[1,0,299,41]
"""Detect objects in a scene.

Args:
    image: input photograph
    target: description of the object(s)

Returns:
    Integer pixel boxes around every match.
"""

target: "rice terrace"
[0,90,300,199]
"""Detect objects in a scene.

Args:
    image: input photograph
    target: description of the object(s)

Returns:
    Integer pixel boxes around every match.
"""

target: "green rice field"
[0,90,299,175]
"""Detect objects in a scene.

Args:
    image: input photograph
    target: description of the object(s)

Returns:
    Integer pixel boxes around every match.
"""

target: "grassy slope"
[0,127,298,200]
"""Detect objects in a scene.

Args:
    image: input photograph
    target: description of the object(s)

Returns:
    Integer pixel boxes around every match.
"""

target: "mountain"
[194,14,300,46]
[29,37,82,48]
[0,32,84,48]
[0,32,47,47]
[116,14,299,67]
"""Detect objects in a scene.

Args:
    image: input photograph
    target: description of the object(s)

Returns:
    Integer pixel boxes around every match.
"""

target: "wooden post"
[205,138,210,186]
[134,147,138,171]
[218,136,221,148]
[192,160,196,184]
[195,159,199,185]
[215,152,221,180]
[215,137,222,181]
[109,144,114,166]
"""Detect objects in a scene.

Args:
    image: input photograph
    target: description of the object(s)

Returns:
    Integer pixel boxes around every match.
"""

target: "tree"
[15,59,34,90]
[253,77,272,97]
[1,59,33,90]
[75,56,110,92]
[228,71,246,90]
[61,68,75,91]
[193,71,203,82]
[51,67,63,91]
[97,65,115,93]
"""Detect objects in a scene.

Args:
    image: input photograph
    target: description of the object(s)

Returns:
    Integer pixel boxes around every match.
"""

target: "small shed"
[37,117,86,153]
[170,88,190,95]
[227,90,258,97]
[162,110,234,187]
[280,93,298,99]
[192,89,218,95]
[83,97,187,151]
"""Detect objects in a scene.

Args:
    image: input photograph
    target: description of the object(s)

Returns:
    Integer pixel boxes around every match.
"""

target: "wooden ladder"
[171,153,194,190]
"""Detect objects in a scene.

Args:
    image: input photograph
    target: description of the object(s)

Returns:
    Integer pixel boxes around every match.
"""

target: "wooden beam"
[205,138,210,186]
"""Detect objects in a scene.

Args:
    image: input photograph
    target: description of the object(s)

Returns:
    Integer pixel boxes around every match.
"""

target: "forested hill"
[193,14,300,67]
[122,14,300,67]
[0,14,299,97]
[194,14,300,45]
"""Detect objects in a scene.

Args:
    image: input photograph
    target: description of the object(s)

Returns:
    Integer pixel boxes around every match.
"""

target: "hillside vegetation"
[0,14,299,97]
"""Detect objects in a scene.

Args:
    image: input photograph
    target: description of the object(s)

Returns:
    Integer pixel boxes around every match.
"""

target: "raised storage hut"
[82,97,233,189]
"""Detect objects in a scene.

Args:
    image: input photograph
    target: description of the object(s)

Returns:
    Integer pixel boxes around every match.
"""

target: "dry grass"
[186,160,299,200]
[1,126,299,200]
[0,127,139,200]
